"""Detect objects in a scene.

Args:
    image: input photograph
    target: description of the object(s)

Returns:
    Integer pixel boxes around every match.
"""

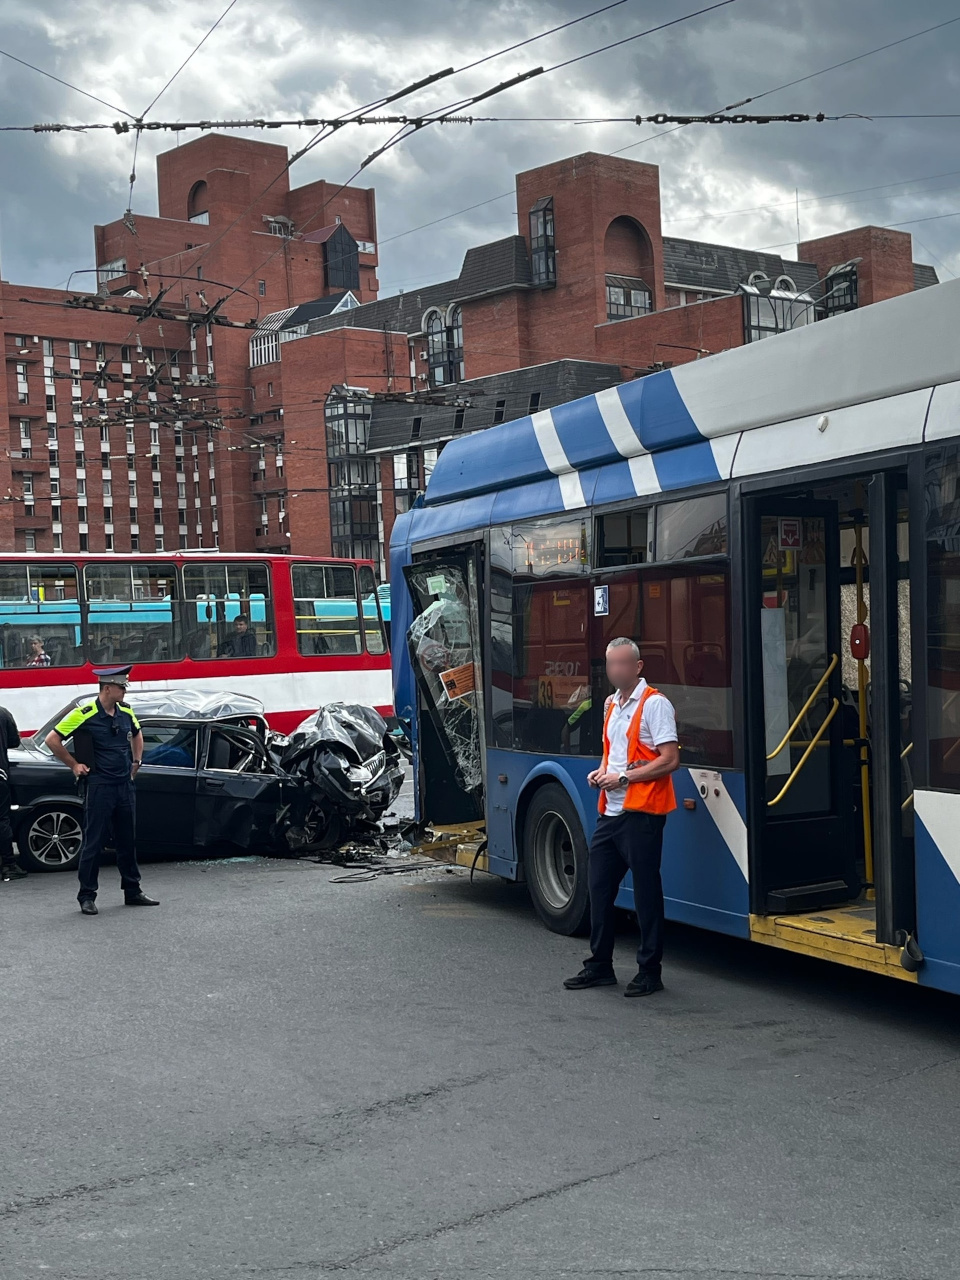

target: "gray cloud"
[1,0,959,303]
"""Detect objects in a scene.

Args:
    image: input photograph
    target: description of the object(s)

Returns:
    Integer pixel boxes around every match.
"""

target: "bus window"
[357,565,387,655]
[292,564,361,656]
[513,580,592,755]
[84,563,181,664]
[181,563,275,660]
[631,567,733,768]
[596,509,650,566]
[655,493,728,560]
[0,563,83,667]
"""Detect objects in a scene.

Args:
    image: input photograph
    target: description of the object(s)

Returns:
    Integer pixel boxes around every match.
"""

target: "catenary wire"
[0,46,134,117]
[140,0,241,119]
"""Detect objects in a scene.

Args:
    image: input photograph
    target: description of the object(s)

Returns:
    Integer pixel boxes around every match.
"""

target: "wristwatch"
[618,772,629,788]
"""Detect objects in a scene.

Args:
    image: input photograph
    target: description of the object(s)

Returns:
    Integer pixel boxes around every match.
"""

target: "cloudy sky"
[1,0,959,302]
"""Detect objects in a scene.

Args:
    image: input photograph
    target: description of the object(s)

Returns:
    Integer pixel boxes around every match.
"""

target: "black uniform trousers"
[0,772,14,871]
[584,810,667,979]
[77,776,141,903]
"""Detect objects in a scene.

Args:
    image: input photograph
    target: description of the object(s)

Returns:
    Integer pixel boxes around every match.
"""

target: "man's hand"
[587,767,602,787]
[595,769,625,791]
[72,762,89,779]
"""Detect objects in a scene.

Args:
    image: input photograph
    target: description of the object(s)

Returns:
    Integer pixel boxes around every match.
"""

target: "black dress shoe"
[624,973,664,998]
[79,900,98,915]
[1,863,27,881]
[563,968,617,990]
[124,891,159,906]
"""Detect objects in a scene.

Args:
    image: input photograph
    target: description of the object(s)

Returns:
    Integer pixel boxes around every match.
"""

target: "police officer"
[44,666,158,916]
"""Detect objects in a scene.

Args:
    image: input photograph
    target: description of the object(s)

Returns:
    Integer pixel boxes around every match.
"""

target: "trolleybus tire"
[16,803,84,873]
[522,783,590,936]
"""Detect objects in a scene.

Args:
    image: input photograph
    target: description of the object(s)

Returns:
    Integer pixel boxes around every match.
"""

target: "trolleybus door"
[745,498,859,913]
[403,544,485,825]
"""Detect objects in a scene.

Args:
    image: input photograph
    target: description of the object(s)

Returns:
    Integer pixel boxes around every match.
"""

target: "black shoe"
[79,900,98,916]
[1,863,27,881]
[624,972,664,998]
[563,968,617,990]
[124,891,159,906]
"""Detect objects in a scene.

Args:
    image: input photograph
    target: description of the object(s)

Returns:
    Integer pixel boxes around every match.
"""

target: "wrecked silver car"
[9,691,402,872]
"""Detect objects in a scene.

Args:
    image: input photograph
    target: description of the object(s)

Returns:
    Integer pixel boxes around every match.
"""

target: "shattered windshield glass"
[406,565,483,792]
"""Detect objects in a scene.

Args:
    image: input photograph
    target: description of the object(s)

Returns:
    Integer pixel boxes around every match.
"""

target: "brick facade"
[0,136,941,571]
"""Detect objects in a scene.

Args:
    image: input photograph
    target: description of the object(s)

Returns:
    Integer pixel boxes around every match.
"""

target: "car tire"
[16,804,84,873]
[522,783,590,936]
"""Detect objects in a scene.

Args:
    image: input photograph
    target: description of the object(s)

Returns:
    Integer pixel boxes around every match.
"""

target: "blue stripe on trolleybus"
[914,792,960,995]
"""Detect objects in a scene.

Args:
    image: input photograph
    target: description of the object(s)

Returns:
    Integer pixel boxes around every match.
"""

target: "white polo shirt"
[603,678,678,817]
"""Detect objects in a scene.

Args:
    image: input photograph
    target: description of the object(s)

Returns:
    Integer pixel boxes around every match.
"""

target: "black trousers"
[585,810,667,978]
[0,772,14,868]
[77,776,141,903]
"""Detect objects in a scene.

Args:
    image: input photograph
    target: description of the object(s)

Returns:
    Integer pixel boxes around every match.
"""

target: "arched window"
[187,181,209,224]
[425,307,464,386]
[604,216,653,320]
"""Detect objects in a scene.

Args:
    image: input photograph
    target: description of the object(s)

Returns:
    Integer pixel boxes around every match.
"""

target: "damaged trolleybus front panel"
[393,275,960,995]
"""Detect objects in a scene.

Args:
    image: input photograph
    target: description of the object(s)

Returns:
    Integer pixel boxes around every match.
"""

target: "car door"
[195,724,285,851]
[134,719,200,853]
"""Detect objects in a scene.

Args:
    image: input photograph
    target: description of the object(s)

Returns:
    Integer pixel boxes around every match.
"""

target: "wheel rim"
[27,811,83,867]
[531,811,577,910]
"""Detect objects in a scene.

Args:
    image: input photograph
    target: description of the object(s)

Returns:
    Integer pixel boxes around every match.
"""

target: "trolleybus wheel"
[522,783,590,936]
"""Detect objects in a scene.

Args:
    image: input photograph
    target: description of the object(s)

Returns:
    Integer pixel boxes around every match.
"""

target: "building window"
[453,408,465,432]
[258,280,266,297]
[187,181,208,223]
[79,532,88,551]
[528,392,541,415]
[605,275,652,321]
[249,332,280,367]
[323,223,360,291]
[493,399,506,424]
[98,258,126,284]
[425,307,464,387]
[24,532,36,552]
[529,196,556,287]
[742,286,814,343]
[822,264,859,317]
[130,533,139,551]
[411,416,422,441]
[42,338,53,356]
[267,382,273,397]
[69,341,80,358]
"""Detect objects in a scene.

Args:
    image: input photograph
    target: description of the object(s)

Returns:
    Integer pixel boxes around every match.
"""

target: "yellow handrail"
[901,742,913,760]
[765,653,839,761]
[767,698,840,807]
[902,792,914,812]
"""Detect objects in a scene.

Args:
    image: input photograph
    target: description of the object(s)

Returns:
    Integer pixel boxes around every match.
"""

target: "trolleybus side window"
[926,445,960,788]
[513,580,592,755]
[0,563,83,667]
[83,563,181,664]
[357,565,387,655]
[292,564,362,656]
[181,562,275,660]
[655,492,728,560]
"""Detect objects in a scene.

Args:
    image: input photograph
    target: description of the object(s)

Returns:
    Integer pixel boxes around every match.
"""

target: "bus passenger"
[564,637,680,998]
[219,614,257,658]
[26,636,51,668]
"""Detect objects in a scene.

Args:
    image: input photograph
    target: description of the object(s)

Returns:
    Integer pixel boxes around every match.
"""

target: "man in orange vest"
[564,637,680,997]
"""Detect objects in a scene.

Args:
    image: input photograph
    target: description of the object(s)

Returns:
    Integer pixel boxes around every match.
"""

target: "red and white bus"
[0,553,391,734]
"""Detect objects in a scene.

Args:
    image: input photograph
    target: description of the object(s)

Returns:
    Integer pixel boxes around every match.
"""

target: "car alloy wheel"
[20,807,84,872]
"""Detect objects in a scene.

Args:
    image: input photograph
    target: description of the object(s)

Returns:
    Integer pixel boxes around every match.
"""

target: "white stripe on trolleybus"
[3,666,394,735]
[596,386,642,457]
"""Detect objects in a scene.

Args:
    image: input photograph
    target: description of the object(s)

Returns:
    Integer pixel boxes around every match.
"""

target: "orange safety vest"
[598,685,677,816]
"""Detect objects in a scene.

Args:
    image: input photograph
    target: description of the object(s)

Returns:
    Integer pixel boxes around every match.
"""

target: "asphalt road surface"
[2,854,959,1280]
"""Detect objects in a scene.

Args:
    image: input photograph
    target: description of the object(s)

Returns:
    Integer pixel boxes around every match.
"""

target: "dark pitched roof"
[662,236,820,295]
[914,262,939,290]
[288,234,533,341]
[452,235,532,301]
[294,278,460,339]
[366,359,624,454]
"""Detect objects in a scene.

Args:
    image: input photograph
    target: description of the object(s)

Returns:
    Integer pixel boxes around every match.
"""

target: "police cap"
[92,664,133,688]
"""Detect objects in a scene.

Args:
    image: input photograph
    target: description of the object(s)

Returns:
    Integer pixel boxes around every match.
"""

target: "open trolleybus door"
[744,497,859,913]
[403,544,486,827]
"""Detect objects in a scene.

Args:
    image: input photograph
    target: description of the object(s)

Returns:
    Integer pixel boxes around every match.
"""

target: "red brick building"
[1,136,939,572]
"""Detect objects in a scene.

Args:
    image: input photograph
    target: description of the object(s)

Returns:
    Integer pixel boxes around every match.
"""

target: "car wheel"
[522,783,590,936]
[16,804,84,873]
